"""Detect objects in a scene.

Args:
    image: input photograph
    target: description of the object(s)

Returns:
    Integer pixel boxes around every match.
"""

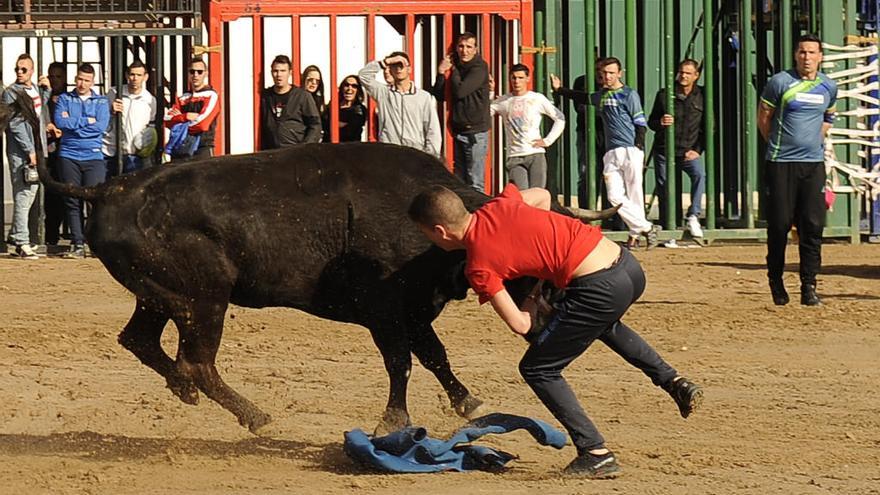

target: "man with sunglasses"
[3,53,51,259]
[164,58,219,161]
[258,54,321,149]
[359,52,441,156]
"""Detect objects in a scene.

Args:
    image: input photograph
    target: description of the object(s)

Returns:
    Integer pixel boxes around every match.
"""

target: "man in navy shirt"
[757,34,837,306]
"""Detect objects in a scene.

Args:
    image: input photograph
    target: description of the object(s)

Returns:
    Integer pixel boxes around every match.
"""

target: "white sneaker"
[686,215,704,238]
[15,244,39,260]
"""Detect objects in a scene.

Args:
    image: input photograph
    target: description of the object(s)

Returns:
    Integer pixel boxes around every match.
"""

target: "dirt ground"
[1,243,878,494]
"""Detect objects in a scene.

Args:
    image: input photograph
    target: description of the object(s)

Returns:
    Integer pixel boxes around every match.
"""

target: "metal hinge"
[521,41,558,55]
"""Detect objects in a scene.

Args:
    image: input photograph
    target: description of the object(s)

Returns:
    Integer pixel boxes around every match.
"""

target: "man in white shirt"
[103,60,157,175]
[491,64,565,190]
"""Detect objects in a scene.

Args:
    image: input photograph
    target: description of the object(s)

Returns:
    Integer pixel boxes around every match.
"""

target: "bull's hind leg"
[118,302,199,404]
[172,300,272,433]
[409,324,488,420]
[368,325,414,436]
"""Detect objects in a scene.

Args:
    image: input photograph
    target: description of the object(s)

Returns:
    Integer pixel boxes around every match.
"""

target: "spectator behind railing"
[301,64,327,141]
[45,61,67,248]
[163,57,219,161]
[259,54,321,149]
[332,74,366,142]
[102,59,157,176]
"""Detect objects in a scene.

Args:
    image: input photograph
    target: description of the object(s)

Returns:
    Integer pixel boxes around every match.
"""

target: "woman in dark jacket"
[301,65,327,140]
[332,74,367,142]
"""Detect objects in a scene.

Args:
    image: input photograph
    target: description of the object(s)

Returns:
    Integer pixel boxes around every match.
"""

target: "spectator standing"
[431,32,492,192]
[648,59,706,239]
[334,74,367,142]
[590,58,658,248]
[45,61,67,247]
[259,55,321,149]
[164,58,219,161]
[301,65,328,141]
[103,60,157,175]
[3,54,50,259]
[490,63,565,190]
[54,63,110,259]
[359,52,442,156]
[757,34,837,306]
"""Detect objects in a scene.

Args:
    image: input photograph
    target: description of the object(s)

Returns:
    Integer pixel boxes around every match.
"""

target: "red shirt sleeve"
[466,268,505,305]
[188,90,220,133]
[498,182,523,201]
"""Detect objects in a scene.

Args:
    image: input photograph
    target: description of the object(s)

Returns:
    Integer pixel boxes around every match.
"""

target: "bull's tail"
[1,89,105,202]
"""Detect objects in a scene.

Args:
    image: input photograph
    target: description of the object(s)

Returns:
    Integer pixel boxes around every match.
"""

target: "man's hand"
[185,112,199,121]
[488,74,495,94]
[167,107,181,118]
[384,55,409,68]
[28,152,36,165]
[549,73,562,91]
[661,114,674,126]
[438,55,452,74]
[112,99,124,114]
[532,138,548,148]
[684,149,700,161]
[38,75,50,89]
[46,122,61,138]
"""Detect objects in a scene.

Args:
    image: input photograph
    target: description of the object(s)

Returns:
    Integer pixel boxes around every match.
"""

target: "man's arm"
[423,94,442,156]
[538,95,566,147]
[647,89,665,132]
[2,89,36,155]
[756,101,774,141]
[358,60,388,100]
[187,90,219,132]
[521,188,551,210]
[300,92,323,144]
[489,289,533,336]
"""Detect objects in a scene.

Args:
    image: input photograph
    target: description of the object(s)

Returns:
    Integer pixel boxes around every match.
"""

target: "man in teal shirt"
[757,34,837,306]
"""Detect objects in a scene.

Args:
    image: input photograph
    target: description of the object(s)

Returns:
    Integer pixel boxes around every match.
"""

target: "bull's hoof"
[244,411,273,435]
[374,408,411,437]
[454,394,491,420]
[167,379,199,405]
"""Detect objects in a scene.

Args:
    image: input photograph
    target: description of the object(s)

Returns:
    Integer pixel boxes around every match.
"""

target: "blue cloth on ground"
[343,412,567,473]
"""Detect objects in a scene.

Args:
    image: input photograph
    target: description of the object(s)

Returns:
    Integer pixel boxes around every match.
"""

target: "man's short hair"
[387,51,410,64]
[48,61,66,73]
[78,63,95,75]
[408,186,469,228]
[797,33,823,52]
[272,54,292,68]
[128,59,147,72]
[16,53,33,65]
[457,32,477,44]
[599,57,622,71]
[510,63,530,76]
[679,58,701,72]
[190,57,207,69]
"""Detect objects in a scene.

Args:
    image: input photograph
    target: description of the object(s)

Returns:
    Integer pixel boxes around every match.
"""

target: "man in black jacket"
[259,54,322,150]
[647,59,706,238]
[432,33,491,192]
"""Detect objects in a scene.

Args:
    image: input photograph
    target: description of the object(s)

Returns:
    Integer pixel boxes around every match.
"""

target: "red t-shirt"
[462,183,603,304]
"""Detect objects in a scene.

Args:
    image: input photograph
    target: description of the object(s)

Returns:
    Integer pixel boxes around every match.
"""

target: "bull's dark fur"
[2,91,607,435]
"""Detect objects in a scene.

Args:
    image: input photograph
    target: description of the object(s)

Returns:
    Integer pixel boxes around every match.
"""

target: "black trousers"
[44,151,66,245]
[519,249,678,453]
[765,161,826,285]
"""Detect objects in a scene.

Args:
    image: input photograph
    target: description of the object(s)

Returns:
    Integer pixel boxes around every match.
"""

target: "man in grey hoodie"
[3,53,50,259]
[359,52,441,157]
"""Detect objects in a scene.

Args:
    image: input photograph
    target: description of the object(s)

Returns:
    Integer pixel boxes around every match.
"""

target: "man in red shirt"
[408,183,702,478]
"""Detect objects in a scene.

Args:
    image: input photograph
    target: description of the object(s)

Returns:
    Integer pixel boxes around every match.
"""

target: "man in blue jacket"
[54,63,110,258]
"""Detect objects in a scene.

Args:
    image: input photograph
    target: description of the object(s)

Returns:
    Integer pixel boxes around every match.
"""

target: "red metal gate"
[205,0,534,195]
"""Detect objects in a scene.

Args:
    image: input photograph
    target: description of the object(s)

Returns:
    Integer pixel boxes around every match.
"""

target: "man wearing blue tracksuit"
[54,63,110,258]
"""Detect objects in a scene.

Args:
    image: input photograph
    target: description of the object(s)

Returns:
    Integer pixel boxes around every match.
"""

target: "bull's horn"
[566,204,621,222]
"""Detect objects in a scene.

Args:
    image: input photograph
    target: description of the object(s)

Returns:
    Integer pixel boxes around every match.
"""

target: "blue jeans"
[105,154,148,177]
[6,152,39,246]
[453,131,489,193]
[655,154,705,220]
[60,157,106,246]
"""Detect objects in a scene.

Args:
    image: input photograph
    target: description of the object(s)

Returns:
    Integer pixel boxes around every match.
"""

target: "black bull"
[2,94,616,435]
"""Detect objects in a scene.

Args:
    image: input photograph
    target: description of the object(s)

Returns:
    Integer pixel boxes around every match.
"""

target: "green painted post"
[781,0,793,62]
[585,0,598,209]
[663,0,677,230]
[535,10,545,95]
[741,0,758,228]
[625,0,638,88]
[545,0,561,197]
[703,0,716,230]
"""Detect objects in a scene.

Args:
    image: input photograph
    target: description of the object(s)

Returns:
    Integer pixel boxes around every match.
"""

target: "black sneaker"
[62,245,86,259]
[663,376,703,418]
[643,225,661,250]
[563,450,621,478]
[769,278,789,306]
[800,284,821,306]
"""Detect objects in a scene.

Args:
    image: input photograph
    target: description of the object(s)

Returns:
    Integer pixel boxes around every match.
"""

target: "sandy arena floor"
[1,243,878,494]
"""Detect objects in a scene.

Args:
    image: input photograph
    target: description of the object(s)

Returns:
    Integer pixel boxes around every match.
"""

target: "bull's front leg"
[409,323,488,420]
[368,326,414,436]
